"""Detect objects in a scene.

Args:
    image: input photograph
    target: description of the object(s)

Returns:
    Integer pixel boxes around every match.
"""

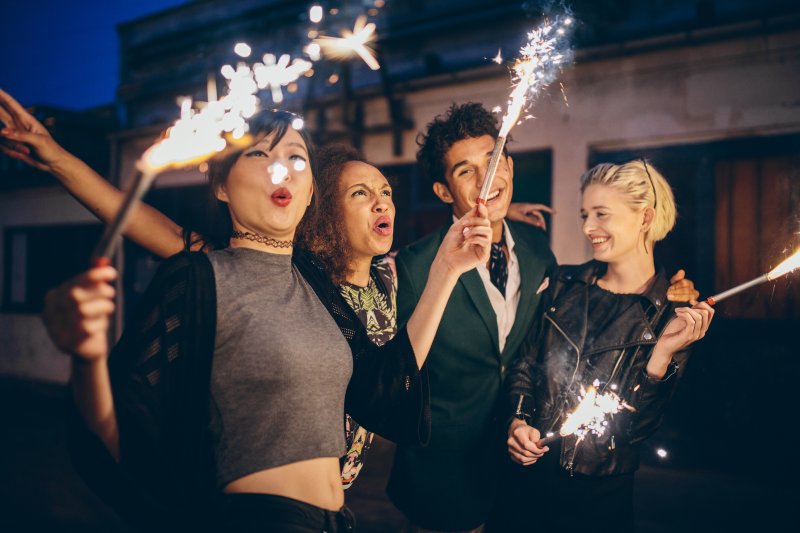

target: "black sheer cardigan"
[68,248,430,529]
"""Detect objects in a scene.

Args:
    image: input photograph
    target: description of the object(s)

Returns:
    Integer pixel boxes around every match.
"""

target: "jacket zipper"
[546,313,582,475]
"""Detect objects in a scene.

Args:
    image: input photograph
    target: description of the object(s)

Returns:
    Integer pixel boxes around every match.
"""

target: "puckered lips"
[373,215,393,236]
[271,187,292,207]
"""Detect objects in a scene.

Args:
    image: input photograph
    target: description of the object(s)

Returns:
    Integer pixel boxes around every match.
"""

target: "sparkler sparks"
[559,383,628,441]
[477,13,575,204]
[254,54,313,103]
[313,15,380,70]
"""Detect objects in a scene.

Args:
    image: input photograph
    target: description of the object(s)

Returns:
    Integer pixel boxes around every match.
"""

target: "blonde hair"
[579,159,676,243]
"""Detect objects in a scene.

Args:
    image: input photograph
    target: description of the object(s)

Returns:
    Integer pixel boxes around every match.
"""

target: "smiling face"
[215,127,313,244]
[434,134,513,225]
[581,184,653,265]
[338,160,395,262]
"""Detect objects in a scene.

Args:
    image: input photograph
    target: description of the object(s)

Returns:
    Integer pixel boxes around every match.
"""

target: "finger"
[530,204,556,214]
[670,269,686,283]
[0,89,36,126]
[84,266,118,284]
[507,438,535,458]
[0,127,44,147]
[0,104,16,128]
[77,299,116,319]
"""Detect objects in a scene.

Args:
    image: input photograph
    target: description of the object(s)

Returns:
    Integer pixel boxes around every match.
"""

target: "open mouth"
[373,215,393,236]
[271,187,292,207]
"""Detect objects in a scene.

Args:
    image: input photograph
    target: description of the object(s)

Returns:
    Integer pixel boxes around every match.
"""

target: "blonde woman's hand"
[507,418,549,466]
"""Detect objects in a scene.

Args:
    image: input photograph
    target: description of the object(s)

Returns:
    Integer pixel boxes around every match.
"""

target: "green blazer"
[387,220,555,530]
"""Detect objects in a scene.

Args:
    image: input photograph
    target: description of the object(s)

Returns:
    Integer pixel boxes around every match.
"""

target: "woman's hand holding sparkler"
[435,203,493,274]
[647,302,714,379]
[43,266,118,361]
[507,418,550,466]
[506,202,555,231]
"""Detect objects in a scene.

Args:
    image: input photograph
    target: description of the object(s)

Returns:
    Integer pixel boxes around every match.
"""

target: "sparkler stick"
[706,248,800,305]
[477,14,574,205]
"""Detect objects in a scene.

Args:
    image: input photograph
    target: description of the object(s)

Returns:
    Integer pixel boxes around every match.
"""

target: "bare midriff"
[222,456,344,511]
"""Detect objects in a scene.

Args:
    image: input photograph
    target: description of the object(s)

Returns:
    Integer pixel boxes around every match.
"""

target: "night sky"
[0,0,188,111]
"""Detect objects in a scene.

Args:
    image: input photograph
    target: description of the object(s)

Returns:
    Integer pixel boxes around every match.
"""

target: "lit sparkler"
[313,15,380,70]
[537,381,633,447]
[706,247,800,304]
[477,14,574,205]
[254,54,313,103]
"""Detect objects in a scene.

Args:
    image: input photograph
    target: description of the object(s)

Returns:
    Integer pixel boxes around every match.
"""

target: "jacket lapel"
[458,268,500,352]
[503,225,549,357]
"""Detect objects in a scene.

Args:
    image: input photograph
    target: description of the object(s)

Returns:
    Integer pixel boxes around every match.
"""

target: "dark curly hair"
[187,109,317,251]
[415,102,505,191]
[295,143,365,285]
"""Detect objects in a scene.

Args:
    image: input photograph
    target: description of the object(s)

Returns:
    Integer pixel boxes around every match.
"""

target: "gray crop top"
[208,247,352,488]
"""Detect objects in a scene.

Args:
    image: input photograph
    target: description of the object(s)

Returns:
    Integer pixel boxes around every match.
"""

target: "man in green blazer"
[387,102,556,531]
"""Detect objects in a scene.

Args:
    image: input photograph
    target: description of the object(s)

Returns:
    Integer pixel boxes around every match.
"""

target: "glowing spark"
[291,117,305,130]
[293,160,307,172]
[767,248,800,280]
[498,14,575,137]
[656,448,668,459]
[557,381,632,442]
[234,42,252,58]
[309,4,323,23]
[492,105,502,113]
[269,162,289,184]
[254,54,313,104]
[477,13,574,204]
[493,49,503,64]
[305,42,322,61]
[313,15,380,70]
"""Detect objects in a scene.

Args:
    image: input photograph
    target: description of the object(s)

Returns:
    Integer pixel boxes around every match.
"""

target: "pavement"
[0,376,793,532]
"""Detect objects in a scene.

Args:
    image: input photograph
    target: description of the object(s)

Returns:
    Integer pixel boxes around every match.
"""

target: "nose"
[269,161,290,184]
[374,196,391,213]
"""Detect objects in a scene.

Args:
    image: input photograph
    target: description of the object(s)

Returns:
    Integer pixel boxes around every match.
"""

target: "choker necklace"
[231,230,293,249]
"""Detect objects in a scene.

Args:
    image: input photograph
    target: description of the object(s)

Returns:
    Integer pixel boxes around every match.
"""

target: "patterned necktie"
[489,232,508,297]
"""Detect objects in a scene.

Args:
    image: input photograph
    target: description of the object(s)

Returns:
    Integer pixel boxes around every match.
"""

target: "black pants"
[220,493,356,532]
[489,443,634,533]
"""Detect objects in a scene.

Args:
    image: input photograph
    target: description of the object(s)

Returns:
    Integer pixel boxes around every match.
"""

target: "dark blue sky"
[0,1,188,111]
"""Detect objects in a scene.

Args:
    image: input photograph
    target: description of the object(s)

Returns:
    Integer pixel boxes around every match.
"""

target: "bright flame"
[766,248,800,280]
[496,14,574,137]
[313,15,380,70]
[656,448,668,459]
[557,381,631,442]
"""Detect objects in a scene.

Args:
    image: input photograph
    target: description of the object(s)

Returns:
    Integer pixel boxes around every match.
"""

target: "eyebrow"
[449,150,494,174]
[346,181,392,191]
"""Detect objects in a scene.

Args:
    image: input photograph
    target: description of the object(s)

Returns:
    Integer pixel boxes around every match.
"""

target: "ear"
[432,181,454,204]
[507,154,514,177]
[641,206,655,233]
[215,184,229,203]
[307,182,314,206]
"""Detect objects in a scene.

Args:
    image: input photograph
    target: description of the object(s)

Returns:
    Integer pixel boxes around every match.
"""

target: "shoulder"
[396,223,449,267]
[506,220,554,258]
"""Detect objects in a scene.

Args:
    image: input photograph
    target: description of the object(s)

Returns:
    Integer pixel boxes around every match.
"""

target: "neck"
[601,249,656,294]
[230,229,294,255]
[491,219,504,243]
[346,255,373,287]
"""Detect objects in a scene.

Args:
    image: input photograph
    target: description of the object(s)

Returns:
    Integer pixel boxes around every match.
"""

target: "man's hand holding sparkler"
[507,418,549,466]
[647,302,714,380]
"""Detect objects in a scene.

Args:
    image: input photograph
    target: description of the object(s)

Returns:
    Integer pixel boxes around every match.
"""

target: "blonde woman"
[503,160,714,532]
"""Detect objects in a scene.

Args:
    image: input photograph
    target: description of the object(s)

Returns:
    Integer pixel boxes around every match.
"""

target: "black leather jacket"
[505,261,689,476]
